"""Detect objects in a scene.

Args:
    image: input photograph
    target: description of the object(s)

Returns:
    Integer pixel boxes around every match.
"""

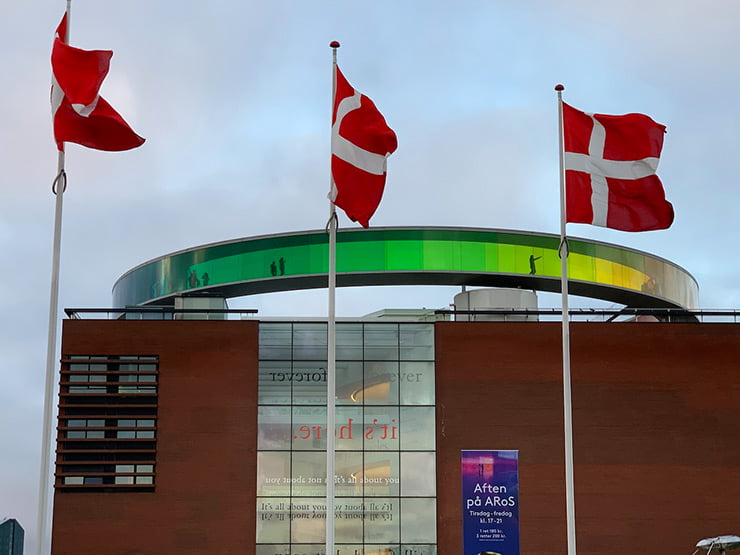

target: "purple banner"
[461,450,520,555]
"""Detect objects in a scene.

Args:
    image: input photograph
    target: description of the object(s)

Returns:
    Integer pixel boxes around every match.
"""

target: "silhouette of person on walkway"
[188,269,201,288]
[270,261,277,277]
[529,255,542,275]
[279,257,285,276]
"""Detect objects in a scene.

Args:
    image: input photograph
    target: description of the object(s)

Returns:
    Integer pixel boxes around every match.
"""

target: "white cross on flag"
[331,65,397,228]
[51,13,145,152]
[563,102,673,231]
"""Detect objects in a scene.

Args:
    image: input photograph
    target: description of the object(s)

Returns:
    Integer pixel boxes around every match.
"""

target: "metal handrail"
[64,307,258,320]
[63,307,740,323]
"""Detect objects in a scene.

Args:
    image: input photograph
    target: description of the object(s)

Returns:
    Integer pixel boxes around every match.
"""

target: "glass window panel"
[138,364,157,373]
[363,452,400,497]
[400,407,435,450]
[66,430,85,438]
[291,451,326,497]
[255,546,289,555]
[136,430,155,438]
[295,546,328,555]
[118,374,137,382]
[363,324,399,361]
[259,323,293,360]
[115,476,134,485]
[88,419,105,427]
[87,430,105,439]
[363,406,400,451]
[335,451,363,496]
[364,497,399,543]
[137,419,155,427]
[258,361,293,405]
[366,547,405,555]
[67,420,86,427]
[135,475,153,485]
[290,497,325,543]
[84,476,103,485]
[334,497,364,543]
[335,406,364,451]
[68,385,89,392]
[258,406,292,450]
[89,374,107,382]
[89,363,108,372]
[117,431,136,439]
[292,406,326,451]
[136,464,154,473]
[336,361,364,405]
[290,361,328,406]
[118,419,136,427]
[399,362,435,406]
[337,547,399,555]
[362,361,399,405]
[400,323,435,361]
[401,452,436,496]
[257,452,291,496]
[400,545,437,555]
[139,374,157,382]
[68,375,88,382]
[64,476,84,485]
[401,498,437,544]
[116,464,135,473]
[292,323,327,360]
[257,498,291,543]
[336,322,363,360]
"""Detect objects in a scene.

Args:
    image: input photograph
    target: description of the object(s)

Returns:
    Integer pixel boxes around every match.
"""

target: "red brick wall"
[53,319,740,554]
[52,319,259,554]
[435,321,740,554]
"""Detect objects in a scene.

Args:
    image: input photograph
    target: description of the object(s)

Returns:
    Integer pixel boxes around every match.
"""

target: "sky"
[3,0,740,551]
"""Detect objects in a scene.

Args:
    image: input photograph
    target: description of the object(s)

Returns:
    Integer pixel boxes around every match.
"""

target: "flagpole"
[37,4,71,553]
[325,39,341,555]
[556,83,577,555]
[37,8,72,555]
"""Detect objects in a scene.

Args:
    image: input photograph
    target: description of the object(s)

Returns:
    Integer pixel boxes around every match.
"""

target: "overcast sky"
[3,1,740,551]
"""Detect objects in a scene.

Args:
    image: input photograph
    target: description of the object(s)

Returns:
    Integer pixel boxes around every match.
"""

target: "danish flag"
[51,13,145,152]
[330,65,397,228]
[563,102,673,231]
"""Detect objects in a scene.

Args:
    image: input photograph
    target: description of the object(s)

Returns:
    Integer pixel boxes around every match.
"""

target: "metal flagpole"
[37,4,72,553]
[556,83,577,555]
[325,39,340,555]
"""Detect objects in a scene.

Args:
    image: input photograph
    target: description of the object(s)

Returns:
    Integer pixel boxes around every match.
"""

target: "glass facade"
[257,322,437,555]
[0,518,24,555]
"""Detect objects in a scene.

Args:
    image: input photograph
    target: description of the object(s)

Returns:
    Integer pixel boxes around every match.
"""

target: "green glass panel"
[387,240,424,270]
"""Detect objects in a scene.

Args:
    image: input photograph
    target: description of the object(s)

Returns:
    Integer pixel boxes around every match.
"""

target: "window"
[56,355,158,491]
[256,322,436,554]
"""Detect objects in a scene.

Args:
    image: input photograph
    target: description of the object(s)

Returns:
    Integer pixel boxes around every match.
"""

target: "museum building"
[50,227,740,554]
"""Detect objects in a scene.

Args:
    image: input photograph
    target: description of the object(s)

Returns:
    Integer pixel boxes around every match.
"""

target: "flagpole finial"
[330,41,340,49]
[555,84,565,91]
